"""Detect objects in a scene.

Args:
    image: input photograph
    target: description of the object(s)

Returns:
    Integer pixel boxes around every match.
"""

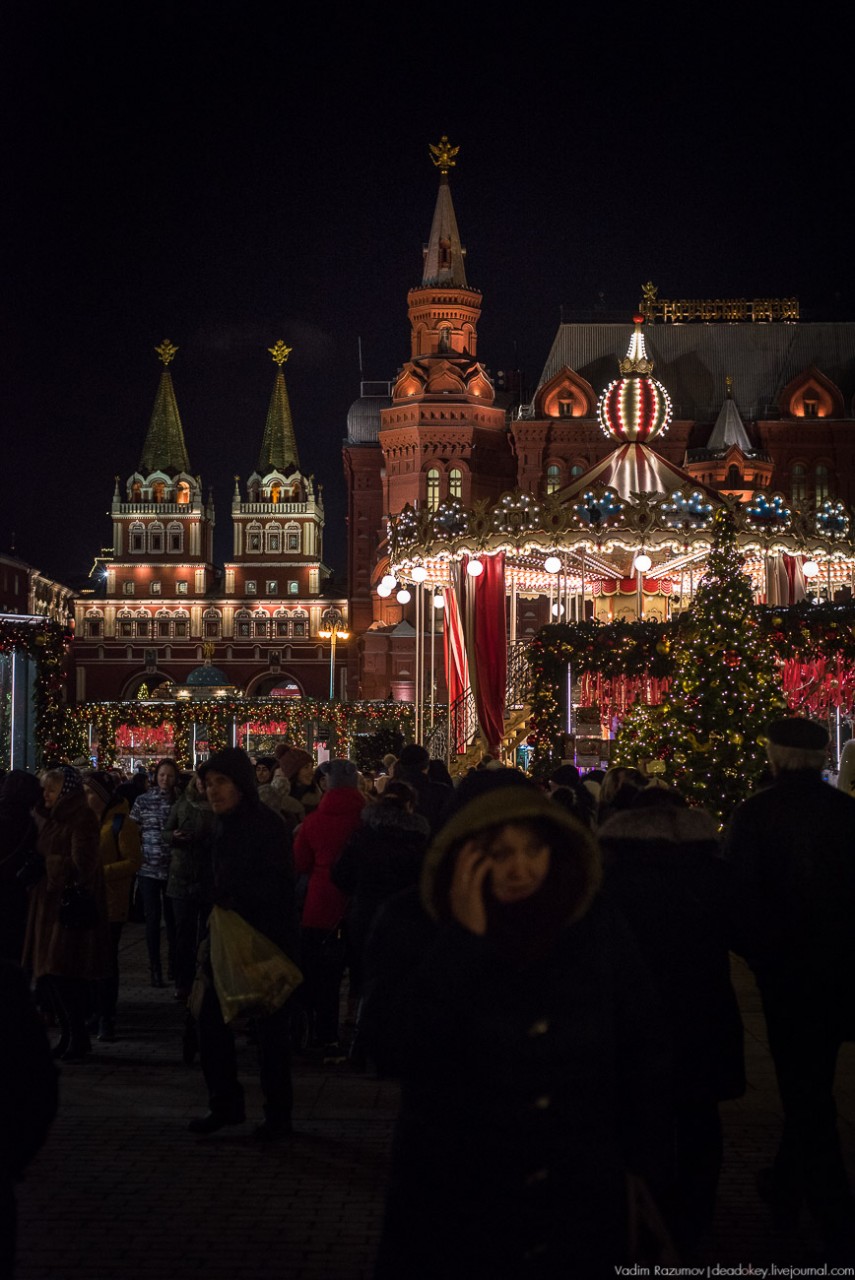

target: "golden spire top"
[429,136,459,175]
[155,339,178,367]
[268,340,292,367]
[726,374,733,396]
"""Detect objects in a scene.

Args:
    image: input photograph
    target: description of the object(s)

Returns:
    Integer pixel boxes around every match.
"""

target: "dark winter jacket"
[164,785,215,901]
[293,787,365,930]
[724,769,855,1026]
[599,801,745,1103]
[361,788,671,1279]
[331,803,429,948]
[21,791,109,981]
[393,765,451,836]
[210,796,297,960]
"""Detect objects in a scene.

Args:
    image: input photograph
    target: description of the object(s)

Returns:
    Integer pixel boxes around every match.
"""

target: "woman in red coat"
[293,759,365,1063]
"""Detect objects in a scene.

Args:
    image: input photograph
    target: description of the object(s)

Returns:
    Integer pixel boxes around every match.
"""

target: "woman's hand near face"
[449,839,491,936]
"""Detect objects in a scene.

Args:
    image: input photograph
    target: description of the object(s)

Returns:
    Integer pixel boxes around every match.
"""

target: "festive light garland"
[65,697,413,768]
[0,618,72,765]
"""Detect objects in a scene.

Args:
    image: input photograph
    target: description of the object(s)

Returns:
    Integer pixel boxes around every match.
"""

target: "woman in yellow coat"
[83,772,142,1041]
[21,767,108,1061]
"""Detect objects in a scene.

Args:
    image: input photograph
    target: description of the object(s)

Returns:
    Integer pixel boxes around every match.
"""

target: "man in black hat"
[187,747,297,1141]
[724,717,855,1256]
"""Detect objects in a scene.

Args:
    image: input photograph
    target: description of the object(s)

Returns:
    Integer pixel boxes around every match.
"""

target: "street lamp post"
[318,607,350,701]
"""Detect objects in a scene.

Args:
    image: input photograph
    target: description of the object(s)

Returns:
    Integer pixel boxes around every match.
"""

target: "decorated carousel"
[385,319,855,766]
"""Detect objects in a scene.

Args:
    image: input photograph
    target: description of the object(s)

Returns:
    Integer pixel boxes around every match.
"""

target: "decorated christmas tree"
[613,504,788,822]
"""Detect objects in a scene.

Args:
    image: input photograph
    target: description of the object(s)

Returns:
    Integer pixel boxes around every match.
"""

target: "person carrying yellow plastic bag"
[209,905,302,1024]
[186,747,300,1143]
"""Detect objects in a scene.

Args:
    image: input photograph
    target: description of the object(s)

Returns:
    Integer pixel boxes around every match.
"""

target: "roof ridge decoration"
[421,136,468,289]
[138,339,191,475]
[258,340,300,474]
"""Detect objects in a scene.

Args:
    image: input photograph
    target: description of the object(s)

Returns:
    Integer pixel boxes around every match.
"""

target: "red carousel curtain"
[462,553,507,753]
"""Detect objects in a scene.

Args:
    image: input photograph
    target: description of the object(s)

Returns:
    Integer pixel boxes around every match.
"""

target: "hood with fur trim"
[598,805,719,847]
[420,788,601,925]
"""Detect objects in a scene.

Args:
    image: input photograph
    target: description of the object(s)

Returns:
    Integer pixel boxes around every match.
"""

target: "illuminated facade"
[74,341,346,706]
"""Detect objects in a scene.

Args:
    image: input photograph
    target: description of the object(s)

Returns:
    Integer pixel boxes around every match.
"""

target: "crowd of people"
[1,717,854,1276]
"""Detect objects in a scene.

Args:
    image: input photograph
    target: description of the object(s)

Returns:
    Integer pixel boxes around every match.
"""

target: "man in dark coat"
[188,748,298,1142]
[599,786,744,1254]
[393,744,452,836]
[724,716,855,1258]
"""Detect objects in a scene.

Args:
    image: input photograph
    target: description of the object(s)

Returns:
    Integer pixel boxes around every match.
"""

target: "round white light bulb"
[376,583,392,598]
[380,574,396,591]
[802,559,820,578]
[411,566,428,582]
[544,555,561,574]
[634,553,653,573]
[551,602,565,617]
[396,588,411,604]
[433,594,445,609]
[466,559,484,577]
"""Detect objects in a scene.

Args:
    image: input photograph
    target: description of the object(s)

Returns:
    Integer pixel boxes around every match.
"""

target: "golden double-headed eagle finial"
[155,339,178,366]
[268,340,292,367]
[429,136,459,175]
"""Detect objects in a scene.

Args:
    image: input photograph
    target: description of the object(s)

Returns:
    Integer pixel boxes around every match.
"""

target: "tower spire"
[421,136,468,288]
[138,339,191,474]
[258,340,300,473]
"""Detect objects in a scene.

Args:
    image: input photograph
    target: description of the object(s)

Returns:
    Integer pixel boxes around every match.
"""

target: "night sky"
[5,6,852,589]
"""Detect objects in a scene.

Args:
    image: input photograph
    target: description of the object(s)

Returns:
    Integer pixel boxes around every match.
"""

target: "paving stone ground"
[13,925,855,1277]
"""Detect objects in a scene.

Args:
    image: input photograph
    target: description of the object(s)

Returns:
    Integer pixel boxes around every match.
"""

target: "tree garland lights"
[612,507,788,822]
[527,513,855,820]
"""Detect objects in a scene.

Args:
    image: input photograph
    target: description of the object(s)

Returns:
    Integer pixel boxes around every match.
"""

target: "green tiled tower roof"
[138,341,191,475]
[258,341,300,473]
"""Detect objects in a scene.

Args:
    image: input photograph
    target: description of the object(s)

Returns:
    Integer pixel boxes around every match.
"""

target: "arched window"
[246,523,262,553]
[254,612,270,638]
[791,464,807,503]
[176,481,190,505]
[274,609,290,638]
[270,483,281,505]
[426,468,440,511]
[84,610,103,638]
[131,482,142,501]
[152,481,166,503]
[167,522,182,553]
[130,523,145,553]
[545,464,561,496]
[203,609,221,639]
[285,523,301,551]
[449,468,462,500]
[148,523,164,554]
[816,464,830,502]
[266,524,281,553]
[173,610,189,639]
[570,464,585,479]
[235,610,252,639]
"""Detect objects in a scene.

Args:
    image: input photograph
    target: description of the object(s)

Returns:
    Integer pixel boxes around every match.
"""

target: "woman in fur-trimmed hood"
[361,786,672,1279]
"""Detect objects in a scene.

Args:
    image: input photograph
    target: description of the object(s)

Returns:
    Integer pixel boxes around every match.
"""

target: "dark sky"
[4,6,852,589]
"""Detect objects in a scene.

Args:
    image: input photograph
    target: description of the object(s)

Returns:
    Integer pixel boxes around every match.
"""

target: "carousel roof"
[559,441,716,504]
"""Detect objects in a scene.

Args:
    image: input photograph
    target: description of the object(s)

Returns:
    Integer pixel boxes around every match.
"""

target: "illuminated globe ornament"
[597,316,672,443]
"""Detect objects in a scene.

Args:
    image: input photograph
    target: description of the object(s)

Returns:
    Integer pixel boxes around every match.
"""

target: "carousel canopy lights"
[544,555,561,574]
[633,553,653,573]
[411,566,428,582]
[396,588,412,604]
[802,559,820,578]
[466,558,484,577]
